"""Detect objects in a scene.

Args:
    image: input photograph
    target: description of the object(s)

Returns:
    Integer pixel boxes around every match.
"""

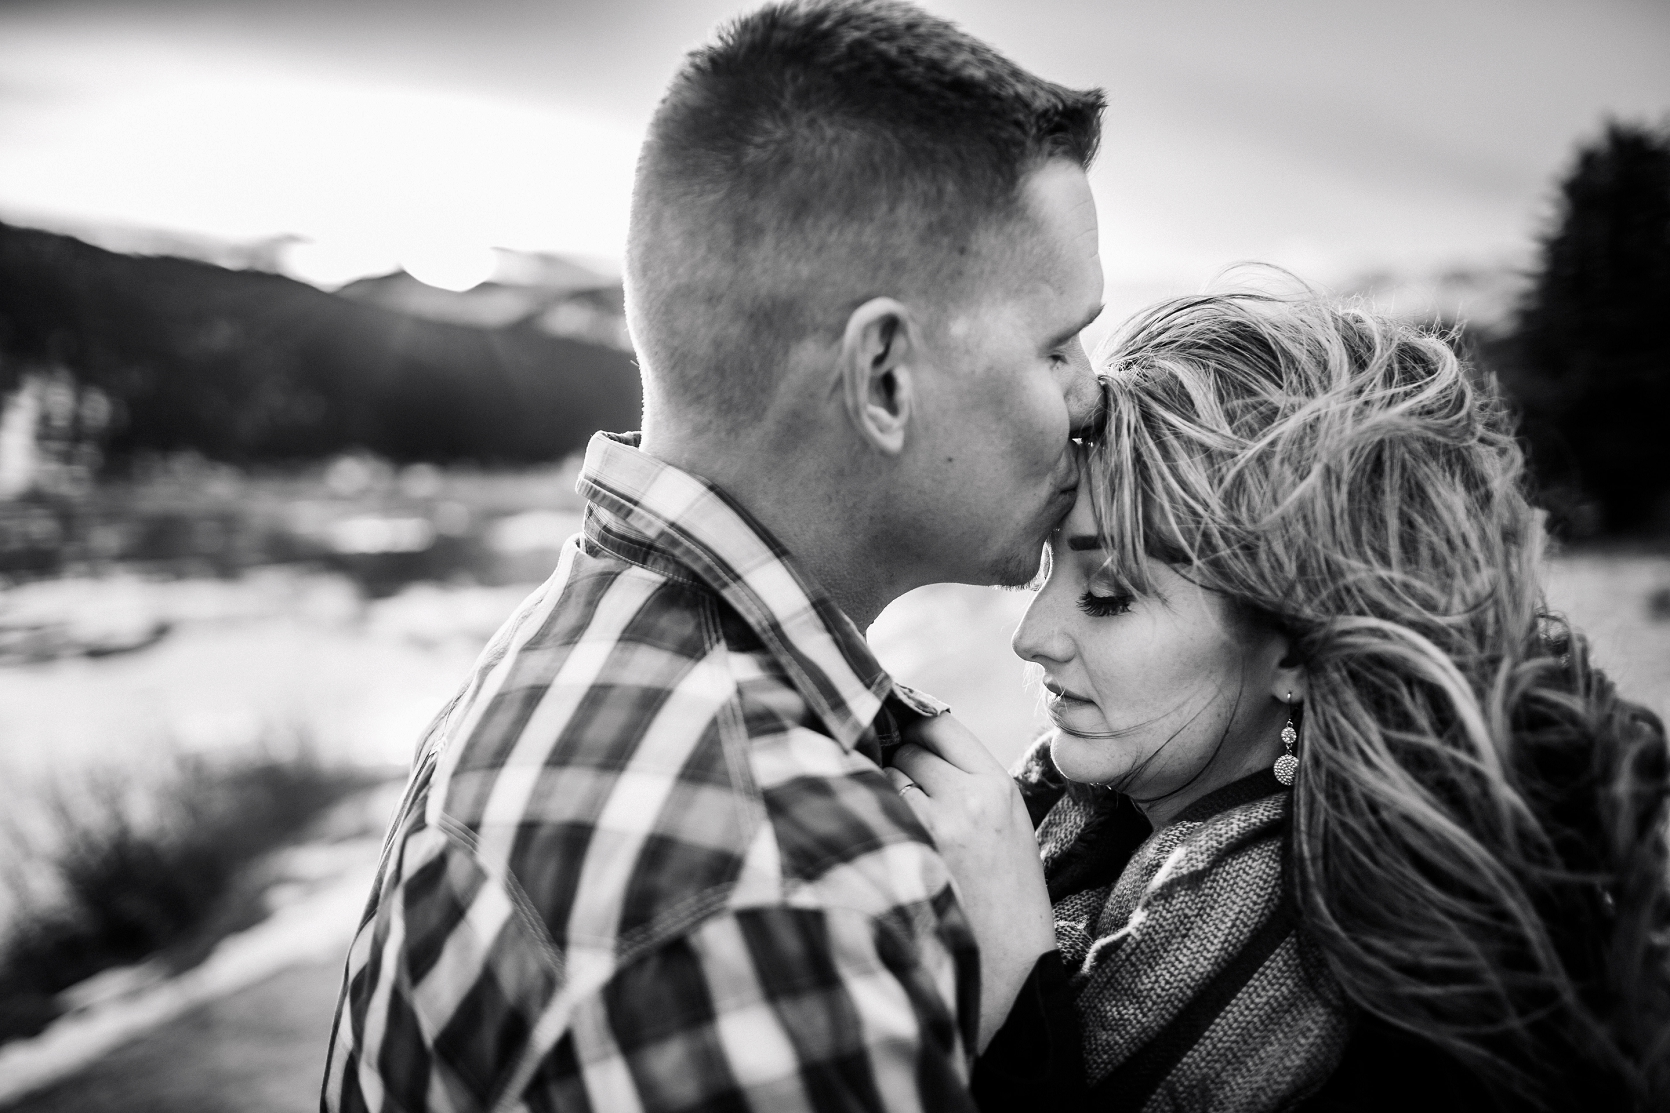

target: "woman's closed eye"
[1076,589,1133,618]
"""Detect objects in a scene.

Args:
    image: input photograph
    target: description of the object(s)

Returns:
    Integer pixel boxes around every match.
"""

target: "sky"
[0,0,1666,301]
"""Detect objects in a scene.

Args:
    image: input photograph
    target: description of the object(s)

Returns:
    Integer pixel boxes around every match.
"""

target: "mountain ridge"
[0,222,641,468]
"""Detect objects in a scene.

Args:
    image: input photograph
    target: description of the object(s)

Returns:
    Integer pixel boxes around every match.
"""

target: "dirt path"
[5,960,341,1113]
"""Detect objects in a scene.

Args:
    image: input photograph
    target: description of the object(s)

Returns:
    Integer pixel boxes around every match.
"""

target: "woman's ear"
[838,297,917,455]
[1270,640,1307,706]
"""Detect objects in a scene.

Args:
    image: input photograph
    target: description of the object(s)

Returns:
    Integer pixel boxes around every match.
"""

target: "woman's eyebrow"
[1066,535,1103,551]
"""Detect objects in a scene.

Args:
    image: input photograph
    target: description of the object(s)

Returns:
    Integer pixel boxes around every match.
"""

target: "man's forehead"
[1022,161,1100,253]
[1008,163,1102,309]
[933,162,1101,324]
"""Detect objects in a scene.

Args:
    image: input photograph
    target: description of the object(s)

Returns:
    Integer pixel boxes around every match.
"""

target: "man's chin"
[989,542,1051,590]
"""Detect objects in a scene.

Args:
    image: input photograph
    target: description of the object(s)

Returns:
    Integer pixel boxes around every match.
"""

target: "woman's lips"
[1044,686,1108,737]
[1043,680,1094,705]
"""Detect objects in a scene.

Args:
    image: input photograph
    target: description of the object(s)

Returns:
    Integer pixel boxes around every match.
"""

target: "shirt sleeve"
[322,821,567,1113]
[522,904,979,1113]
[970,950,1086,1113]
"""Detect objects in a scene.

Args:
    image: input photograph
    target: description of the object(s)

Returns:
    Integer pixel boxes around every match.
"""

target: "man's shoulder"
[437,544,727,807]
[411,538,942,941]
[400,543,738,907]
[330,541,977,1110]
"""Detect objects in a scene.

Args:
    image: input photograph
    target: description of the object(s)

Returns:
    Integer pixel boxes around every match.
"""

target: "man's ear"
[838,297,918,456]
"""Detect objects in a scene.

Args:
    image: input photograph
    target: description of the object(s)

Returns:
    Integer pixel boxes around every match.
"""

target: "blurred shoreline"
[3,510,1665,795]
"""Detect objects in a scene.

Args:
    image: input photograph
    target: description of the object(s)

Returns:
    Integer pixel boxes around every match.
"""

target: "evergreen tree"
[1510,120,1670,536]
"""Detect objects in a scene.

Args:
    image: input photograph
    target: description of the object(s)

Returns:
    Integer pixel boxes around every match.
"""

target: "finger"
[883,768,934,831]
[906,713,1004,776]
[892,743,963,796]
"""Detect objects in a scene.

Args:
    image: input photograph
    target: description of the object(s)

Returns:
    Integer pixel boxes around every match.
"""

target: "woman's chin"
[1049,728,1139,787]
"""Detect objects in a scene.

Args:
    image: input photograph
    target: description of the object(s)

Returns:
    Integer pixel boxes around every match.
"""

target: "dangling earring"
[1274,693,1299,787]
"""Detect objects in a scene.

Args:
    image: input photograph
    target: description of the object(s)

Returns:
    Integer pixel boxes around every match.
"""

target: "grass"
[0,743,380,1045]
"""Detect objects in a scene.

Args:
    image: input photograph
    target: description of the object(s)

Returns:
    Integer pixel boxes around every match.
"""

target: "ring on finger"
[898,781,923,796]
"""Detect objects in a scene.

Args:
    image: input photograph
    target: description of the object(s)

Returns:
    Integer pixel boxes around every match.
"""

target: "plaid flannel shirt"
[322,432,981,1113]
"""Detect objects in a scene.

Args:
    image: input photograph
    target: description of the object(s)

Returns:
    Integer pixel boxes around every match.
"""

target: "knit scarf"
[1015,738,1352,1112]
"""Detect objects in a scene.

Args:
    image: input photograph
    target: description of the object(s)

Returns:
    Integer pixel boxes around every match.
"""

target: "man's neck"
[638,433,909,631]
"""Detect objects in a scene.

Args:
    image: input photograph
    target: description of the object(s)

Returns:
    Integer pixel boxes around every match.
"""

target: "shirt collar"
[577,431,946,756]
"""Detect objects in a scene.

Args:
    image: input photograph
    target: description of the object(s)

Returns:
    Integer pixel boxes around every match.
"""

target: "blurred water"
[0,553,1664,816]
[870,583,1048,767]
[0,569,530,789]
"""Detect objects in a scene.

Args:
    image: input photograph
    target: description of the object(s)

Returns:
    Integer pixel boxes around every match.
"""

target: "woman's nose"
[1012,592,1072,668]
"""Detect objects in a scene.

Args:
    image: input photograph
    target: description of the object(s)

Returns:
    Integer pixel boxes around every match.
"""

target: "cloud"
[0,30,639,261]
[3,0,1667,287]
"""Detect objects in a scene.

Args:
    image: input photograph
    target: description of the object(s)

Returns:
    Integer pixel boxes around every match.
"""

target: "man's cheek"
[1026,390,1068,474]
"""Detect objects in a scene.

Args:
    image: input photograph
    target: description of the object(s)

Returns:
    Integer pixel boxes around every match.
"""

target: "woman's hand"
[886,713,1057,1052]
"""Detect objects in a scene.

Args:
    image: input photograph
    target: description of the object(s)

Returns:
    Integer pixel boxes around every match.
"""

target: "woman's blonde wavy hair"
[1087,284,1670,1108]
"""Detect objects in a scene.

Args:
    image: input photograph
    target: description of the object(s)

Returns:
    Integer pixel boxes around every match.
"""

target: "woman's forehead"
[1065,485,1100,536]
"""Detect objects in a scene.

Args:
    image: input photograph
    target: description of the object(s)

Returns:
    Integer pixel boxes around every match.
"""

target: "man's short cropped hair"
[626,0,1105,425]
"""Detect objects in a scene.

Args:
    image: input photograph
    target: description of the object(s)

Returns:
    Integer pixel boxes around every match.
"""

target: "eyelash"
[1076,590,1133,618]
